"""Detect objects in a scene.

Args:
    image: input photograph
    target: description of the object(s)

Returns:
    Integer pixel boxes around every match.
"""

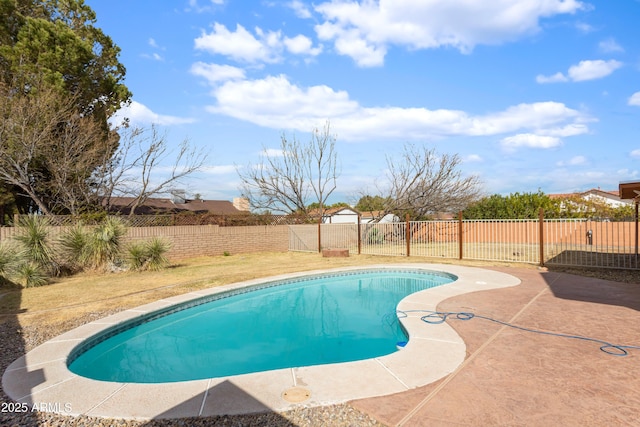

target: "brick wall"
[123,225,289,260]
[0,224,290,261]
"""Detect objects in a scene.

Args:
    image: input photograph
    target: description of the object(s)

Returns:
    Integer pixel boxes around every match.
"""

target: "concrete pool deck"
[2,264,521,420]
[351,266,640,426]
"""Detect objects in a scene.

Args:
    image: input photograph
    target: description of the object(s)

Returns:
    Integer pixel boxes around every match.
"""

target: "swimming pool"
[4,264,521,418]
[68,269,456,383]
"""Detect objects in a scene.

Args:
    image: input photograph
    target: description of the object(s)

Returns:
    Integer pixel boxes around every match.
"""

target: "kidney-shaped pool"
[67,269,456,383]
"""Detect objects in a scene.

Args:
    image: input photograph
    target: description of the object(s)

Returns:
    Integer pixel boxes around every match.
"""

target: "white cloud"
[201,165,236,175]
[201,74,591,144]
[575,22,594,33]
[284,34,322,56]
[288,0,312,19]
[598,37,624,53]
[568,59,623,81]
[142,52,164,61]
[194,23,323,64]
[629,92,640,106]
[536,72,568,84]
[631,149,640,158]
[501,134,561,149]
[537,59,623,83]
[313,0,586,66]
[538,124,589,137]
[187,0,225,13]
[190,62,246,83]
[570,155,587,165]
[262,148,287,157]
[464,154,483,163]
[195,23,282,63]
[110,101,196,127]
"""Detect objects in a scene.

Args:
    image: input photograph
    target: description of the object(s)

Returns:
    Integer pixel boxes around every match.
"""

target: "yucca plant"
[14,214,57,275]
[126,238,171,271]
[13,261,48,288]
[58,224,90,270]
[0,241,21,285]
[85,216,127,269]
[126,241,148,271]
[143,237,171,271]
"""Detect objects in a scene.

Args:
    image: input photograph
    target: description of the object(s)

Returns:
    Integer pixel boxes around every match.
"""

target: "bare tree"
[45,116,119,215]
[381,143,482,218]
[97,125,208,216]
[0,83,116,215]
[238,121,340,217]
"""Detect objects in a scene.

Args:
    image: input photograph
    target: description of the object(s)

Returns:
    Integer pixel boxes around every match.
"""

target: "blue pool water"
[67,269,456,383]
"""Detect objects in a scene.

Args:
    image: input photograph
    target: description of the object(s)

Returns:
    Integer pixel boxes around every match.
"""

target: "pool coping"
[2,264,520,420]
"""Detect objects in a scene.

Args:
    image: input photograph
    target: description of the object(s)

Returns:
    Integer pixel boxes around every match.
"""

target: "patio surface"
[2,265,639,425]
[351,266,640,426]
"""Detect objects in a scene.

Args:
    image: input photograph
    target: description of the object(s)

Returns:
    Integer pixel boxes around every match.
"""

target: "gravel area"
[0,312,386,427]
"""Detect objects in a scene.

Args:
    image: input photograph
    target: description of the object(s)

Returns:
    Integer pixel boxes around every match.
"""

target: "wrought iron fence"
[289,217,639,270]
[544,219,638,269]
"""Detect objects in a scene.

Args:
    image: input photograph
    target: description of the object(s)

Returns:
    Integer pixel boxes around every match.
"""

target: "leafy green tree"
[0,0,131,214]
[0,184,16,225]
[0,0,130,121]
[355,195,389,213]
[463,190,562,219]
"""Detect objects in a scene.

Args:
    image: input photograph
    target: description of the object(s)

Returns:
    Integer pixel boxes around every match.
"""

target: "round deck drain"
[282,387,311,403]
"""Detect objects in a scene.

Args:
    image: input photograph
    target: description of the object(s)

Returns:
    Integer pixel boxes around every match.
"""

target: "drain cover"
[282,387,311,403]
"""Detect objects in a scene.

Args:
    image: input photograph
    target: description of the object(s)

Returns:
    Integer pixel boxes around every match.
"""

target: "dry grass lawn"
[0,251,635,332]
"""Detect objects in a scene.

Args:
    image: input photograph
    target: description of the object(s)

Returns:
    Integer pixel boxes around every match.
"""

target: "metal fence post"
[357,214,362,255]
[539,208,545,267]
[634,201,639,263]
[405,214,410,257]
[458,211,463,260]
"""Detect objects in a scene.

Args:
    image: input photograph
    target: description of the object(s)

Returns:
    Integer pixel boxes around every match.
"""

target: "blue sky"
[87,0,640,205]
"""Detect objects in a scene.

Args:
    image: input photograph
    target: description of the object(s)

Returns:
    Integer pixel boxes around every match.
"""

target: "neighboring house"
[320,207,360,224]
[359,210,386,224]
[549,188,632,210]
[107,195,250,216]
[318,208,400,224]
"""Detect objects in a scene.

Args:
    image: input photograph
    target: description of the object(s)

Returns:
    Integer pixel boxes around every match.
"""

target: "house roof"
[307,206,359,217]
[549,189,622,200]
[108,197,246,215]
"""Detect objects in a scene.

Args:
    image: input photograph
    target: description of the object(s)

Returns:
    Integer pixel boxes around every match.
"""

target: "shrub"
[126,238,171,271]
[58,224,90,271]
[13,262,48,288]
[14,214,57,274]
[85,217,127,269]
[0,241,21,285]
[144,237,170,271]
[126,241,147,271]
[367,227,384,244]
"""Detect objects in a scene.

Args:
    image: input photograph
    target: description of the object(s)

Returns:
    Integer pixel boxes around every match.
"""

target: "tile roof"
[107,197,246,215]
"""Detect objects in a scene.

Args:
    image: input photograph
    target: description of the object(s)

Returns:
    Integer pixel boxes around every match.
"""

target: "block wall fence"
[0,225,290,261]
